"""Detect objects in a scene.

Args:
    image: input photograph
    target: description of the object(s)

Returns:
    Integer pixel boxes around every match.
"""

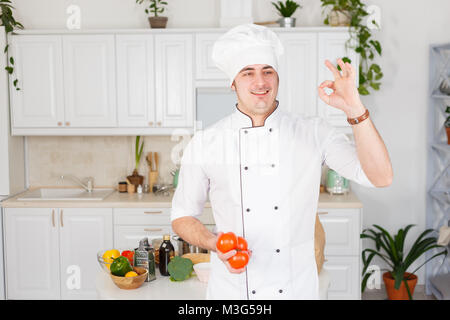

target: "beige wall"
[26,136,182,188]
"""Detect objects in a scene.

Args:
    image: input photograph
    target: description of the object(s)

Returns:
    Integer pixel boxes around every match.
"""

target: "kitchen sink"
[17,188,115,201]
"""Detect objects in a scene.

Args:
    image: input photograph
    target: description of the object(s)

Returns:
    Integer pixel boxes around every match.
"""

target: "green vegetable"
[110,256,133,276]
[167,256,193,281]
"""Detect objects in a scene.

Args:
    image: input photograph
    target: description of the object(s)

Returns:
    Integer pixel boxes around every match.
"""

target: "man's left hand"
[318,58,366,118]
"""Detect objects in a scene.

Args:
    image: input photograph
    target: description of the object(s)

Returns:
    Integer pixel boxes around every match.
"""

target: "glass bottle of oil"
[159,234,175,276]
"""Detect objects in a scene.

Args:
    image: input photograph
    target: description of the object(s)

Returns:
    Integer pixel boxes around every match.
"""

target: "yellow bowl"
[110,266,148,290]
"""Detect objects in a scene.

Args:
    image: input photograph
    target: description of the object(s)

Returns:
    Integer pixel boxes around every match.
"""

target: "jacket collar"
[232,100,281,130]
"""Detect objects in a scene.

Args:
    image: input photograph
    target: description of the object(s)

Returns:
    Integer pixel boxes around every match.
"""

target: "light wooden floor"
[361,285,437,300]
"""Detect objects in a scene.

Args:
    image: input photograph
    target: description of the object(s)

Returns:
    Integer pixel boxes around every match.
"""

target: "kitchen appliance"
[326,168,349,195]
[0,26,27,300]
[196,87,237,129]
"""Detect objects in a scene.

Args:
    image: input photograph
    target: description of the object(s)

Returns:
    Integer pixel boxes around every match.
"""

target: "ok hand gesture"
[318,58,365,117]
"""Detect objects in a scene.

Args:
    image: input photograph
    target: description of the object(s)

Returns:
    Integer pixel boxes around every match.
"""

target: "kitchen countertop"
[96,268,208,300]
[1,187,363,209]
[96,266,331,300]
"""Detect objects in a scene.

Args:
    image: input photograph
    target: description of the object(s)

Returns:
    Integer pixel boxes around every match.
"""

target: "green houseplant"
[271,0,302,27]
[361,224,448,300]
[0,0,23,90]
[320,0,383,96]
[127,136,145,188]
[136,0,168,28]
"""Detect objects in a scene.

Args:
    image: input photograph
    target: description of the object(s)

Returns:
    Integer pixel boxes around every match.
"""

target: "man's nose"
[253,71,267,87]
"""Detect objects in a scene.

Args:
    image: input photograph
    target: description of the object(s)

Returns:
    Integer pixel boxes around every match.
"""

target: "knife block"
[148,171,158,193]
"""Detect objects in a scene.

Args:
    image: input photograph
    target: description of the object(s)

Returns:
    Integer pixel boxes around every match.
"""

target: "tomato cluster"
[216,232,250,269]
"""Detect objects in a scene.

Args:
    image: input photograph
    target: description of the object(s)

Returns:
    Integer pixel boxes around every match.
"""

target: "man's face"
[231,64,279,116]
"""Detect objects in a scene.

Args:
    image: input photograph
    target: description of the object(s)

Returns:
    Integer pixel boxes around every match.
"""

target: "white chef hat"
[212,23,284,86]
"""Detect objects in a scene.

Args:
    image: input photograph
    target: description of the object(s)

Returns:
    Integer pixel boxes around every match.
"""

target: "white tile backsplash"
[27,136,186,188]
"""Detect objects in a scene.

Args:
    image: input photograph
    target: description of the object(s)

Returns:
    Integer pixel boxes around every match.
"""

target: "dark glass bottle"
[159,234,175,276]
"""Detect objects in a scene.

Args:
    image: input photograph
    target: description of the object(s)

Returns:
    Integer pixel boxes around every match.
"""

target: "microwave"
[195,87,238,130]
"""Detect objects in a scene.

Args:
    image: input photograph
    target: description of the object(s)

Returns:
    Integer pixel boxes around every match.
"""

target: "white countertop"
[96,267,331,300]
[1,187,363,209]
[96,269,208,300]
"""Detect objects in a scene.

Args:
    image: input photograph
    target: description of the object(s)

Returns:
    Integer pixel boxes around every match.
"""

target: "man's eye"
[265,71,273,75]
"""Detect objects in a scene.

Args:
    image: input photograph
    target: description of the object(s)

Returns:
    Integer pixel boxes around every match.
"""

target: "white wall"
[9,0,450,285]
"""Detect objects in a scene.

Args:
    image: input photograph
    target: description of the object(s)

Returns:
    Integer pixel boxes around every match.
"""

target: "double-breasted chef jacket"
[171,102,376,300]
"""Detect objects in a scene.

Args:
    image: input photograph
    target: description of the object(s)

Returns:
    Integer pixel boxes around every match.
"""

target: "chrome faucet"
[60,175,94,192]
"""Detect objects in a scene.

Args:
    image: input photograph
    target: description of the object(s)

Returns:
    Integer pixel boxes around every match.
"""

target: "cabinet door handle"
[60,209,64,227]
[52,209,55,227]
[144,211,163,215]
[144,228,162,232]
[318,211,328,215]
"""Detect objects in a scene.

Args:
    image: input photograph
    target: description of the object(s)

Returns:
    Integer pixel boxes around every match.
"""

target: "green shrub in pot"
[361,224,447,300]
[271,0,302,18]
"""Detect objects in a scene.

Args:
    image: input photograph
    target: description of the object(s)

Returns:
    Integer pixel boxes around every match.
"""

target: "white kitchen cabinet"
[277,32,317,117]
[195,33,227,80]
[114,225,173,249]
[3,207,113,300]
[3,208,60,299]
[154,34,194,128]
[62,35,117,127]
[9,35,64,128]
[317,32,359,129]
[318,208,362,300]
[116,35,156,128]
[8,28,356,135]
[322,256,360,300]
[58,208,113,300]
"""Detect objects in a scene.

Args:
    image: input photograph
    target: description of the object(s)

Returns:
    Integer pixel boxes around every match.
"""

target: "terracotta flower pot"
[446,127,450,145]
[383,272,418,300]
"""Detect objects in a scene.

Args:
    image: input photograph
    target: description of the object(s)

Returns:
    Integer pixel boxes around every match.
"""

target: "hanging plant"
[0,0,23,91]
[320,0,383,96]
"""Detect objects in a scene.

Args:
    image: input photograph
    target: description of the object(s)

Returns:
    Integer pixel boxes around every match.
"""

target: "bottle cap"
[163,234,170,241]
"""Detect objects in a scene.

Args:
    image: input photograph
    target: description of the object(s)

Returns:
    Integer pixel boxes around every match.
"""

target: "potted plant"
[127,136,145,188]
[445,106,450,144]
[361,224,448,300]
[0,0,23,90]
[271,0,302,28]
[136,0,168,29]
[320,0,383,96]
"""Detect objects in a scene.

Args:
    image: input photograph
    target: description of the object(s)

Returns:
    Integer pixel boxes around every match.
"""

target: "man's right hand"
[212,232,249,274]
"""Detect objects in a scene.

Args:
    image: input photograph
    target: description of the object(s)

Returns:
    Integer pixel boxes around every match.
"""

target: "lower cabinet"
[3,207,113,300]
[318,208,362,300]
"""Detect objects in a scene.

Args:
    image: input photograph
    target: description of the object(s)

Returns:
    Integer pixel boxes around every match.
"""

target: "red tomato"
[216,232,237,253]
[228,251,249,269]
[121,250,134,266]
[236,236,248,251]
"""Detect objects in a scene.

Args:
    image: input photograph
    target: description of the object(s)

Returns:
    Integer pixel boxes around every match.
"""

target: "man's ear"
[231,80,236,91]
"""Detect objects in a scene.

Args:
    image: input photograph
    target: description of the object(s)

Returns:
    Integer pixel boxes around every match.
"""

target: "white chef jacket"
[171,103,376,300]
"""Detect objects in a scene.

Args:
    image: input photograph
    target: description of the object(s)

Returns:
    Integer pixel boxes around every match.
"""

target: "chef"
[171,24,393,300]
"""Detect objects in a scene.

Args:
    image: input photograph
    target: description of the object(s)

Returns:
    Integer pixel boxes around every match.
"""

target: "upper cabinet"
[8,28,355,135]
[9,35,64,128]
[277,32,317,117]
[154,34,194,128]
[195,33,227,81]
[116,35,156,128]
[62,35,117,128]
